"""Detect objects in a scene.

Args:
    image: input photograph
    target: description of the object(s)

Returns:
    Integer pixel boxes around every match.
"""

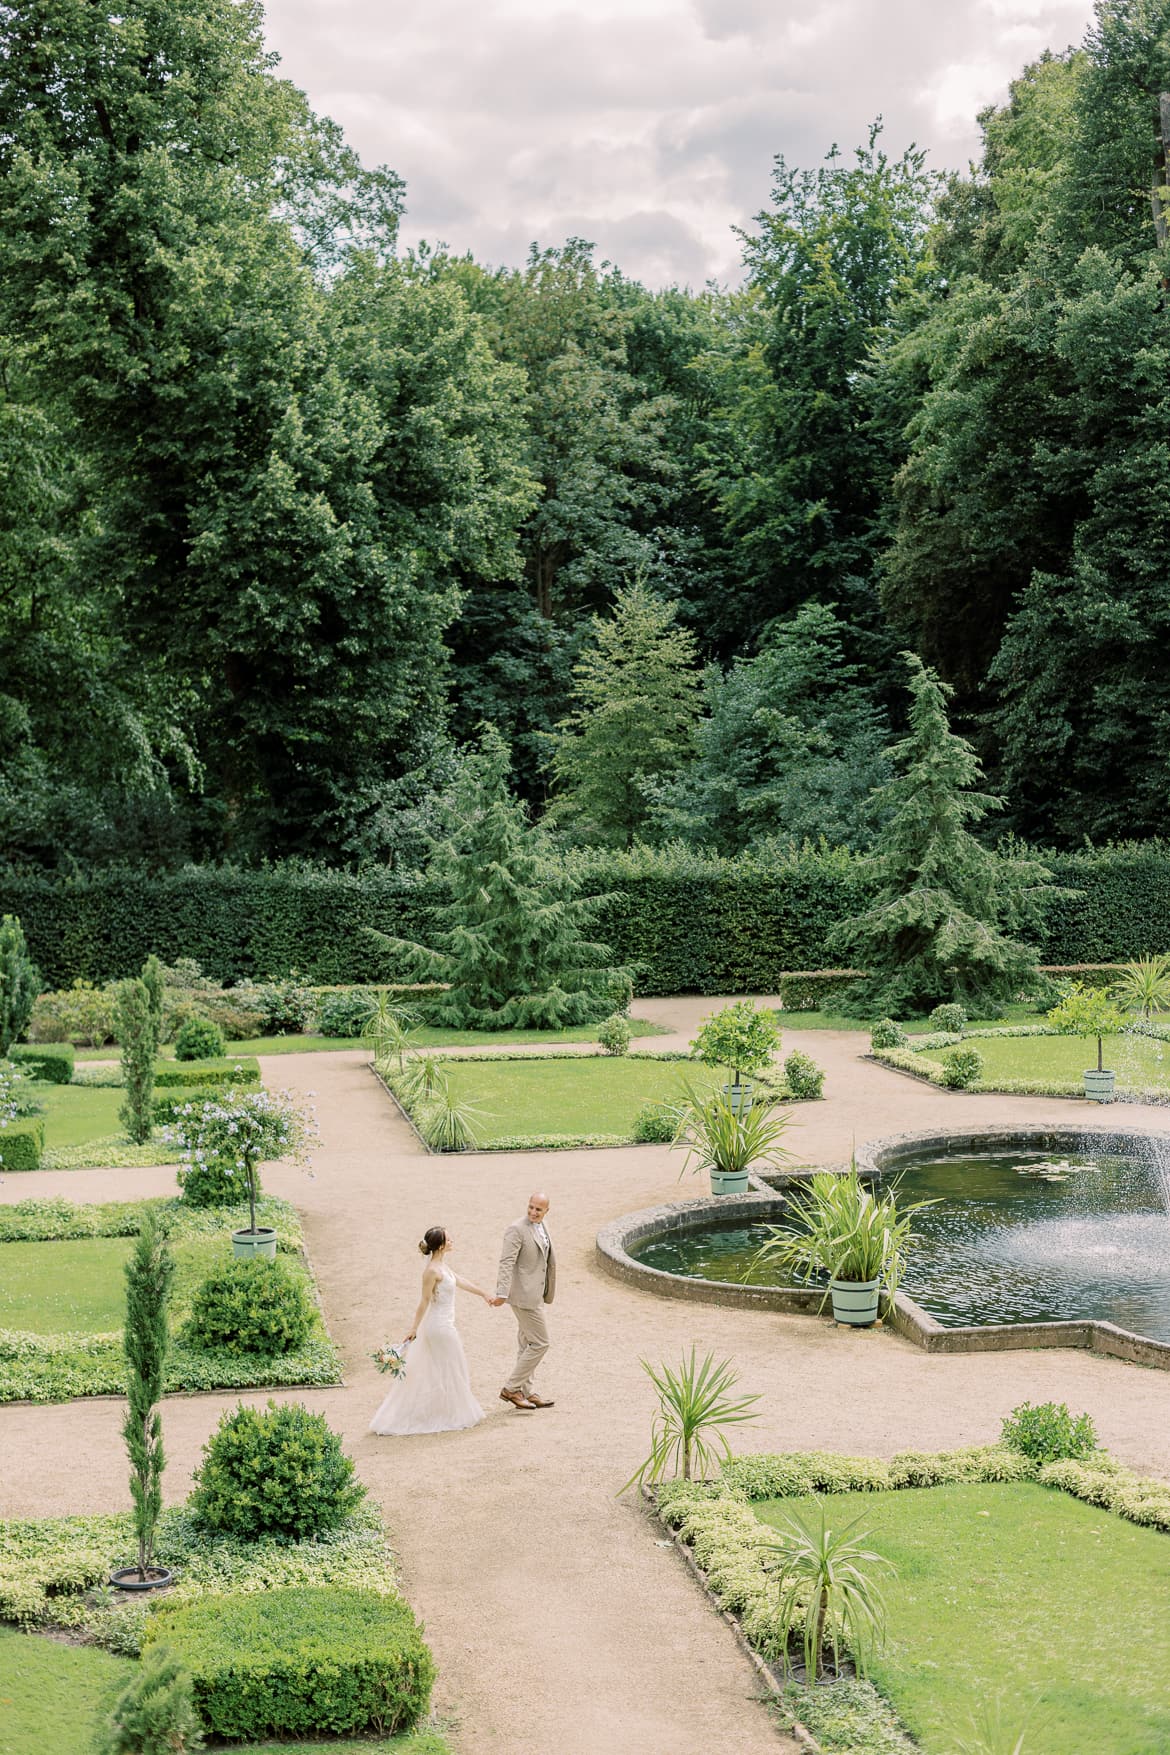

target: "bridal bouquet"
[372,1340,410,1377]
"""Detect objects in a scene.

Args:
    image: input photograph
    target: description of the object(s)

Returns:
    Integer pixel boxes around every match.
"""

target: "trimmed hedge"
[153,1058,259,1089]
[143,1586,434,1741]
[10,1043,74,1083]
[0,1118,44,1170]
[3,843,1169,994]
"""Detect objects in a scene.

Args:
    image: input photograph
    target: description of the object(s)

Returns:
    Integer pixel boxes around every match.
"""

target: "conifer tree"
[141,954,165,1054]
[548,577,701,847]
[116,977,156,1145]
[0,914,39,1057]
[122,1211,173,1582]
[829,655,1053,1014]
[372,727,629,1028]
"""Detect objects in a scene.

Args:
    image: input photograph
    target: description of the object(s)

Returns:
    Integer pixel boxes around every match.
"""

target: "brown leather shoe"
[525,1393,555,1408]
[499,1388,534,1410]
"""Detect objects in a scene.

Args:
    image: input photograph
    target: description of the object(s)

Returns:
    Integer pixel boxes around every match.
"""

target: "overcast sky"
[263,0,1096,288]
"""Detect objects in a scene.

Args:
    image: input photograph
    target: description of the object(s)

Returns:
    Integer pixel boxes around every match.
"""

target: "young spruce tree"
[829,655,1053,1015]
[122,1210,174,1582]
[0,914,40,1057]
[116,977,156,1144]
[372,726,629,1028]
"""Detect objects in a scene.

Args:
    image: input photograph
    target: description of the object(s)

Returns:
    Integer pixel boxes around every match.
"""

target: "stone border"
[595,1124,1170,1370]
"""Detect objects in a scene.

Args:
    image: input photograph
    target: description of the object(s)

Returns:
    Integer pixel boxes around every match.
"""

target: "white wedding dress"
[370,1266,485,1436]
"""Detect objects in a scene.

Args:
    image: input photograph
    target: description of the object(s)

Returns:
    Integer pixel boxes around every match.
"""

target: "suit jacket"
[496,1218,556,1309]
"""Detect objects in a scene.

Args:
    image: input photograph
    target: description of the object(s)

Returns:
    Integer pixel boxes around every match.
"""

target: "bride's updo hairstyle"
[419,1226,447,1257]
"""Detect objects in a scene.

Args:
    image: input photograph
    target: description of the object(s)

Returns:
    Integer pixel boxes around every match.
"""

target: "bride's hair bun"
[419,1226,447,1256]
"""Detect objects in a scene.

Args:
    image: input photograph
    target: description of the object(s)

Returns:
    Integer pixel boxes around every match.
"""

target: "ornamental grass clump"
[753,1168,933,1304]
[189,1401,365,1542]
[1112,954,1170,1024]
[169,1087,317,1236]
[673,1084,792,1181]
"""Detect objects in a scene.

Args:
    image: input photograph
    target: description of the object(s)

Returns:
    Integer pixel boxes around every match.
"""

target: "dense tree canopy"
[2,0,1169,869]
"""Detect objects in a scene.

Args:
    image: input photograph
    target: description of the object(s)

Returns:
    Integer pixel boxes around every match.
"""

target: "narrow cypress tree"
[0,914,40,1057]
[829,655,1055,1015]
[141,954,165,1055]
[116,978,156,1144]
[123,1211,173,1581]
[371,726,630,1028]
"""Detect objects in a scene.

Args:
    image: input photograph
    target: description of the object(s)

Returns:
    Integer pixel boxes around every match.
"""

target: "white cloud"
[261,0,1096,286]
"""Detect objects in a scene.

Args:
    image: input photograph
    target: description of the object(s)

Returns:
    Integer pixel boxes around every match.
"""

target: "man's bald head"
[527,1193,550,1223]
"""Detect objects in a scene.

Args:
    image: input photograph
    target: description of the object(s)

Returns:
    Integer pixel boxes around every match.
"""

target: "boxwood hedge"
[143,1586,435,1740]
[3,840,1169,994]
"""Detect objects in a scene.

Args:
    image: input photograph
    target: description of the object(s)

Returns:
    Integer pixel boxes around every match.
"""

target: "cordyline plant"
[769,1500,893,1680]
[753,1167,934,1304]
[622,1349,760,1490]
[167,1088,318,1237]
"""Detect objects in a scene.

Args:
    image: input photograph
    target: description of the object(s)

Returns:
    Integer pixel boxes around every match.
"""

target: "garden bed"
[872,1021,1170,1102]
[655,1445,1170,1755]
[0,1196,340,1402]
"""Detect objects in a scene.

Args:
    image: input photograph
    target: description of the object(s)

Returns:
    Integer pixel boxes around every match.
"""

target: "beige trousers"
[504,1303,550,1394]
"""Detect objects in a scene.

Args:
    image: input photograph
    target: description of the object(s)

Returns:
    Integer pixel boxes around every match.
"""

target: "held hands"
[487,1295,506,1307]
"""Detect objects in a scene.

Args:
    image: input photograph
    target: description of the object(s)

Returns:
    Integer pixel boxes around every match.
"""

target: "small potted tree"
[673,1083,791,1195]
[689,1001,780,1114]
[169,1088,317,1257]
[1047,983,1125,1101]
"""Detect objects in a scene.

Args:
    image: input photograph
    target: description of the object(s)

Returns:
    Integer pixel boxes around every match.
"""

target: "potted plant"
[689,1000,780,1114]
[673,1082,791,1195]
[169,1088,318,1257]
[751,1167,933,1326]
[1046,982,1125,1101]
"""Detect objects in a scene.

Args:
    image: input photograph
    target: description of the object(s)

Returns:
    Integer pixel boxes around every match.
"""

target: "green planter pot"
[1083,1069,1116,1102]
[722,1082,753,1115]
[709,1166,751,1196]
[829,1277,881,1326]
[231,1227,277,1261]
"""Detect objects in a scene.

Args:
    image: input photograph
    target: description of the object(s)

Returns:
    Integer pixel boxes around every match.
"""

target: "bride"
[370,1225,493,1436]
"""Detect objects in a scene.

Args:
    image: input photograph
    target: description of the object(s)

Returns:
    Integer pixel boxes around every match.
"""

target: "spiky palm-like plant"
[770,1501,893,1679]
[622,1349,760,1490]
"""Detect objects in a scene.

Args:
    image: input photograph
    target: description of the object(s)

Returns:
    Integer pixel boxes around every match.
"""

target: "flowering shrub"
[168,1089,318,1233]
[0,1058,44,1128]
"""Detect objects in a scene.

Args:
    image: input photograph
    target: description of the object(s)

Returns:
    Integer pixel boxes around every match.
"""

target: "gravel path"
[4,999,1170,1754]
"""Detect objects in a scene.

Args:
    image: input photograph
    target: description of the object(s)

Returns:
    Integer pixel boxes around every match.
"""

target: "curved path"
[4,1001,1170,1754]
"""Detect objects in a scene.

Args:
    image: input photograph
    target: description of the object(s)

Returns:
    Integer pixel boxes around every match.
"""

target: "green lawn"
[923,1030,1170,1088]
[37,1083,126,1147]
[0,1627,450,1755]
[74,1017,668,1060]
[753,1483,1170,1754]
[774,1003,1040,1033]
[441,1056,719,1141]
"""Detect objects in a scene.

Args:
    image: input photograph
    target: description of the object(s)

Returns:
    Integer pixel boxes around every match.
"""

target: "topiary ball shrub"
[143,1586,434,1742]
[928,1003,967,1033]
[189,1401,366,1542]
[1000,1400,1098,1464]
[869,1018,907,1051]
[633,1100,681,1143]
[183,1258,315,1357]
[783,1050,824,1101]
[597,1012,632,1056]
[314,990,375,1038]
[940,1046,983,1089]
[97,1646,204,1755]
[174,1017,225,1062]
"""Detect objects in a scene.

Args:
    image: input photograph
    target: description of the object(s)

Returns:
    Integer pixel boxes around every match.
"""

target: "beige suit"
[497,1218,555,1395]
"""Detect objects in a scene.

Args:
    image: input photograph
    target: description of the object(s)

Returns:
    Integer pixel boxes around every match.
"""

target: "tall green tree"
[829,656,1052,1014]
[0,914,39,1056]
[371,727,628,1028]
[116,978,156,1146]
[122,1210,173,1582]
[548,579,701,847]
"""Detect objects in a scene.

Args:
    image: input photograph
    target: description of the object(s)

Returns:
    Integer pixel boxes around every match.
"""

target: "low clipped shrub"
[314,989,375,1038]
[96,1645,204,1755]
[9,1043,74,1083]
[597,1012,632,1056]
[183,1259,315,1357]
[152,1087,231,1128]
[869,1018,906,1050]
[143,1586,434,1741]
[174,1017,225,1062]
[633,1101,681,1143]
[940,1047,984,1089]
[783,1050,824,1101]
[175,1153,242,1208]
[928,1002,967,1033]
[0,1117,45,1170]
[1000,1400,1098,1465]
[189,1402,365,1542]
[154,1058,259,1088]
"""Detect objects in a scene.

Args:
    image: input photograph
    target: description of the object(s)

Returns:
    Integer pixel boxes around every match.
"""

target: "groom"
[494,1191,556,1411]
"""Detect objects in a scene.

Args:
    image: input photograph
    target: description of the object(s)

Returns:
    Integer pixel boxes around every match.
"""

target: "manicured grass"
[0,1625,132,1755]
[773,1003,1040,1033]
[0,1628,449,1755]
[923,1030,1170,1088]
[74,1018,669,1060]
[442,1056,720,1141]
[37,1083,125,1147]
[753,1482,1170,1754]
[0,1238,133,1332]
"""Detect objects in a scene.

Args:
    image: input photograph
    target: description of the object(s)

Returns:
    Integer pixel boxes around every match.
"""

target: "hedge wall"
[2,841,1167,995]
